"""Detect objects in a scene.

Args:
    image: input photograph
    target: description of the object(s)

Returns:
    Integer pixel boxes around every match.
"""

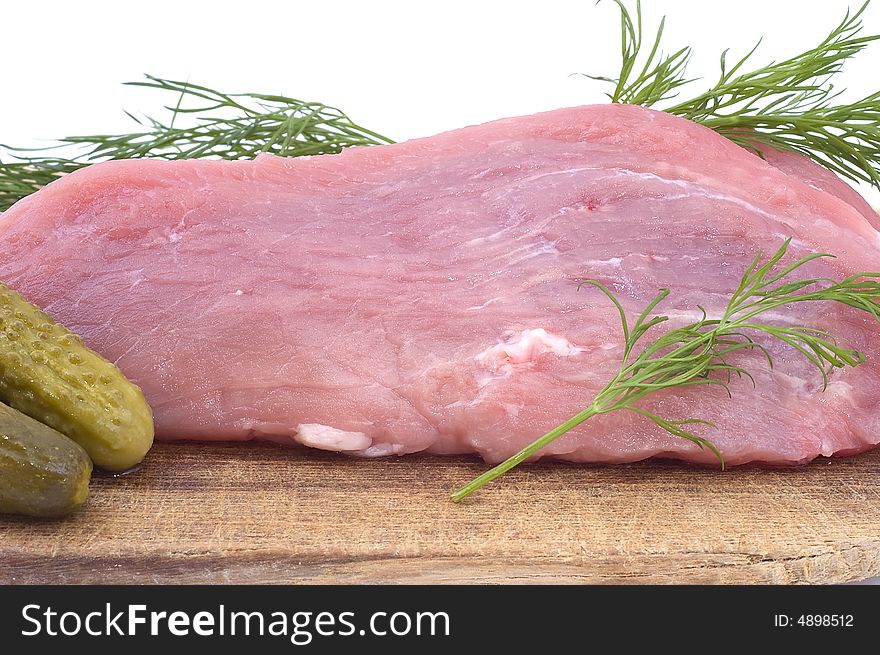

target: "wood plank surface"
[2,442,879,584]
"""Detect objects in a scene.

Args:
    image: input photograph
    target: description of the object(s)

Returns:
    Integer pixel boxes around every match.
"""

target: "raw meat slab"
[2,104,879,465]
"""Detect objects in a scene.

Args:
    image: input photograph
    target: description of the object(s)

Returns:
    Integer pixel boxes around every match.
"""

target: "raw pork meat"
[2,104,880,465]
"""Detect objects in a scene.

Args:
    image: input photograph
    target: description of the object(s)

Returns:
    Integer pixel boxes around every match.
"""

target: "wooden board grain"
[1,442,879,584]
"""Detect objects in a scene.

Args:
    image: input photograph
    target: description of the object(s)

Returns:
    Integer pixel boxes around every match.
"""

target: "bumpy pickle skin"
[0,282,154,470]
[0,402,92,517]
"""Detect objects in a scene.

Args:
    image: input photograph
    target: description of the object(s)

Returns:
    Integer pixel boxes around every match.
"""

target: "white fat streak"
[516,166,792,228]
[583,256,622,267]
[484,238,560,267]
[466,297,503,311]
[357,443,406,457]
[474,369,512,388]
[662,308,805,326]
[819,380,854,455]
[476,328,582,369]
[295,423,372,451]
[463,223,517,246]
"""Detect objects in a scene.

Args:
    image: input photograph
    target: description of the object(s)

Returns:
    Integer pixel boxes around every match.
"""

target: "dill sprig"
[0,159,82,211]
[452,239,880,501]
[587,0,880,188]
[582,0,693,106]
[0,75,392,212]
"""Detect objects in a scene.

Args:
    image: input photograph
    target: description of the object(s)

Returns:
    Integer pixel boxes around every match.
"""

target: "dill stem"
[450,238,880,502]
[450,405,600,502]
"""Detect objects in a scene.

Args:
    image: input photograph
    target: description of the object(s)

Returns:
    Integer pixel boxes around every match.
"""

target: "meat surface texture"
[2,104,880,466]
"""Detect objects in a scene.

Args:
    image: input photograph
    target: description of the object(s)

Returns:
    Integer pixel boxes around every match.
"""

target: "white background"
[2,1,879,583]
[1,0,878,206]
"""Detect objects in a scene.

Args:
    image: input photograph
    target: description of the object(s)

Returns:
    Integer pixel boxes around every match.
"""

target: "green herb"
[0,160,82,213]
[452,239,880,501]
[586,0,880,188]
[0,75,393,212]
[583,0,693,106]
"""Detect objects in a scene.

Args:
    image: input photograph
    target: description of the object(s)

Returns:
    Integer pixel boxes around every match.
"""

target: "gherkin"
[0,402,92,517]
[0,282,154,471]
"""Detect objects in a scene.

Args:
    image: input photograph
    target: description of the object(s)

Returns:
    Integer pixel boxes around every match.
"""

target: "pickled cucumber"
[0,282,154,471]
[0,402,92,517]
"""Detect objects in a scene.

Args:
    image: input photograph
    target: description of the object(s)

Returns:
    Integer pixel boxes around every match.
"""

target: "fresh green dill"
[452,239,880,501]
[0,75,393,212]
[0,160,82,212]
[587,0,880,188]
[582,0,693,106]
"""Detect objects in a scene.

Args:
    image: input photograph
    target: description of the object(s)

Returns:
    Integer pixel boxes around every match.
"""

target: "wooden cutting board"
[1,442,878,584]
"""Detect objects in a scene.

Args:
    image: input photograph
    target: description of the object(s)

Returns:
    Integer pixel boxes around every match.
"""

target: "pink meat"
[758,146,880,229]
[2,103,880,465]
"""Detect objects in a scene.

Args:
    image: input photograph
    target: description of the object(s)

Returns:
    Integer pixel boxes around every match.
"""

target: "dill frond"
[452,239,880,501]
[0,75,392,212]
[586,0,880,188]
